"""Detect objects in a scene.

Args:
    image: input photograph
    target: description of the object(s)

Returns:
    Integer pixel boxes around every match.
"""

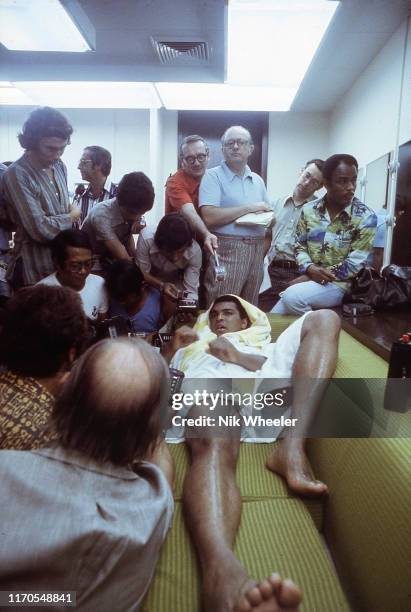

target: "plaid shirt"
[295,196,377,291]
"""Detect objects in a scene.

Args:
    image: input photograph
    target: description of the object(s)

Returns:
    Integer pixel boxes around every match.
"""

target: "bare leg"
[184,430,249,612]
[183,407,302,611]
[267,310,341,497]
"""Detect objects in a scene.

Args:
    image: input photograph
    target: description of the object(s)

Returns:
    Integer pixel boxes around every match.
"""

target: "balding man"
[199,125,272,306]
[0,338,174,611]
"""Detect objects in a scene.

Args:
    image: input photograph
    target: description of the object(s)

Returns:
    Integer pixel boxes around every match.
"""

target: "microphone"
[74,183,86,200]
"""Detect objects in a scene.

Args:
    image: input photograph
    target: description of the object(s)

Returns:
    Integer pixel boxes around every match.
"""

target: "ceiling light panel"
[0,0,94,52]
[228,0,339,88]
[0,81,34,105]
[156,82,296,111]
[15,82,162,108]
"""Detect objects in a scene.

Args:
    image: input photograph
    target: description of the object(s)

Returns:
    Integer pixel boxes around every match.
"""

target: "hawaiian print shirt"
[295,196,377,291]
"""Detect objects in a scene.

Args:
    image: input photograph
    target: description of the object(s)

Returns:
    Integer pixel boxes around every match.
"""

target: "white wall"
[0,106,180,225]
[1,16,409,214]
[266,112,330,198]
[329,20,411,168]
[0,106,151,184]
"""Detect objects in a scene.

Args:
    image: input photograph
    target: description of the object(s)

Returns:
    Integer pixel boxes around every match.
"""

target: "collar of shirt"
[314,195,355,222]
[109,197,130,226]
[221,160,253,182]
[22,152,63,174]
[84,178,112,201]
[179,168,202,189]
[33,447,140,480]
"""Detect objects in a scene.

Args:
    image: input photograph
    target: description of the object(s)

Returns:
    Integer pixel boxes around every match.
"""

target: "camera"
[173,291,199,327]
[176,291,198,314]
[213,251,226,282]
[92,315,131,341]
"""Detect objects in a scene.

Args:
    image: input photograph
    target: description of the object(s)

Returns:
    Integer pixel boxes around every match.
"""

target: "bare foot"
[202,553,254,612]
[234,573,302,611]
[203,555,302,612]
[266,442,328,498]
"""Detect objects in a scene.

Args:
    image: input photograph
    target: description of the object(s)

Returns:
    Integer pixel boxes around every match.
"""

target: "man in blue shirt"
[106,259,161,333]
[199,125,272,307]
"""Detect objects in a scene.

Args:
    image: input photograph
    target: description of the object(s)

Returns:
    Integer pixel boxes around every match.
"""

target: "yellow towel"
[179,295,271,371]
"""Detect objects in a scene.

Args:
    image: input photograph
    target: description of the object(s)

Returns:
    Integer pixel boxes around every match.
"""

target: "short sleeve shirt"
[199,161,270,237]
[82,198,133,271]
[165,169,201,213]
[38,272,108,320]
[0,447,174,610]
[136,226,202,300]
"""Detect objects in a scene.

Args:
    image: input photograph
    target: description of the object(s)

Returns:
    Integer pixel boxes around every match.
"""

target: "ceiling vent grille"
[151,38,210,64]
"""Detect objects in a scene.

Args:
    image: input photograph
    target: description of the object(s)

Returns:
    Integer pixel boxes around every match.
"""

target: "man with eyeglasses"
[199,125,272,306]
[272,154,377,314]
[38,229,108,321]
[259,159,325,311]
[165,135,217,255]
[76,146,117,226]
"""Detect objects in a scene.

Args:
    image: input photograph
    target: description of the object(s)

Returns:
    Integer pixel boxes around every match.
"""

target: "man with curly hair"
[1,107,81,286]
[0,284,89,450]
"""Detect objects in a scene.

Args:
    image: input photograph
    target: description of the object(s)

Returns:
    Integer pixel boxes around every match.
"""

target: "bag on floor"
[343,265,411,310]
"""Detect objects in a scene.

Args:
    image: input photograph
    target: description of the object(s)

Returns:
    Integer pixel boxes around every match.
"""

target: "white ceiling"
[0,0,410,112]
[291,0,411,111]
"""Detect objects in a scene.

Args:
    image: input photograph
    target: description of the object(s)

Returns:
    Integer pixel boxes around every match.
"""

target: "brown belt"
[270,259,298,270]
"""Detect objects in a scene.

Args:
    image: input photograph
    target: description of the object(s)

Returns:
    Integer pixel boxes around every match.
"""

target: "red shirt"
[164,169,201,214]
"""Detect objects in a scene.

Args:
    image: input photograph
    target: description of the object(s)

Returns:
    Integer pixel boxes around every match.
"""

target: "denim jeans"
[271,280,345,315]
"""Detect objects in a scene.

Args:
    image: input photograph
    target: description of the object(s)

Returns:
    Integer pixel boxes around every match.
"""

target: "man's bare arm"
[141,270,179,301]
[200,202,271,229]
[102,238,132,261]
[161,326,198,364]
[207,337,267,371]
[181,203,218,253]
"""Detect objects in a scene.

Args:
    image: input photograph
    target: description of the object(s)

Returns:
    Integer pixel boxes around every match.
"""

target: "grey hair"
[179,135,209,157]
[221,125,253,146]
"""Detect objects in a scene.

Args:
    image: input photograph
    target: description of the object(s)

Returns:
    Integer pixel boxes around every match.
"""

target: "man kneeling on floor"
[0,338,174,611]
[163,294,341,612]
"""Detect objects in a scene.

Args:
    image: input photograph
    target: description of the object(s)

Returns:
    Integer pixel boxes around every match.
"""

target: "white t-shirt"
[38,273,108,320]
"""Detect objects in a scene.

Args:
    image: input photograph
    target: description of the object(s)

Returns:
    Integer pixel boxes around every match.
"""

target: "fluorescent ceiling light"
[156,82,295,111]
[0,81,34,105]
[228,0,339,89]
[15,82,161,109]
[0,0,95,52]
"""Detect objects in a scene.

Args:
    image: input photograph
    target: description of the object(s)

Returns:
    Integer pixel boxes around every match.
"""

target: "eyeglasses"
[300,171,322,190]
[78,158,93,166]
[223,139,250,148]
[67,259,93,272]
[182,154,208,165]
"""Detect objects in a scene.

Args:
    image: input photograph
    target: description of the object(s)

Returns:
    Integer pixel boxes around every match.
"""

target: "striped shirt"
[77,181,118,226]
[295,196,377,291]
[2,154,72,285]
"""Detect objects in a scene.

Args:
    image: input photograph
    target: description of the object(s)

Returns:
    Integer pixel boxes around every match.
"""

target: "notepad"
[235,211,274,227]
